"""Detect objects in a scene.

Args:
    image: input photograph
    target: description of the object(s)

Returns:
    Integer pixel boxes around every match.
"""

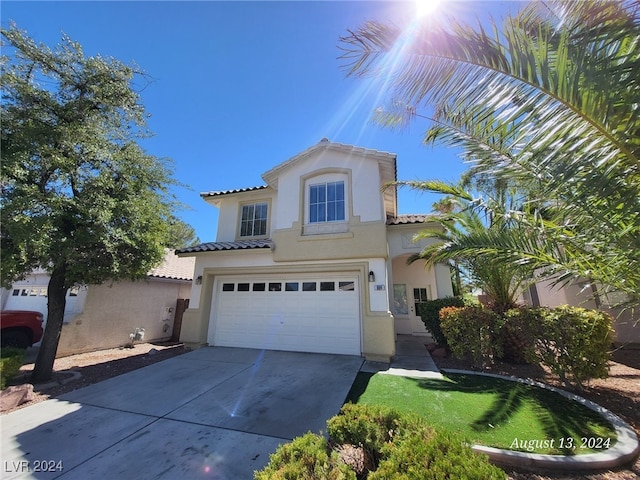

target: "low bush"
[254,432,356,480]
[527,306,614,391]
[326,403,405,459]
[440,306,502,367]
[416,297,468,346]
[371,430,505,480]
[256,404,506,479]
[499,307,542,364]
[0,347,25,390]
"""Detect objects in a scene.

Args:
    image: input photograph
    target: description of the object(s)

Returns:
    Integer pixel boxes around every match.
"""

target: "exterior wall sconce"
[368,271,375,283]
[195,275,203,285]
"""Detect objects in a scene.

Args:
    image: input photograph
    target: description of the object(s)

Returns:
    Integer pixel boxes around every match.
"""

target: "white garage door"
[209,275,361,355]
[5,286,49,314]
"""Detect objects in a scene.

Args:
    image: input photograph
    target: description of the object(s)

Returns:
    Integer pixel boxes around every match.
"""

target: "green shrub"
[416,297,468,346]
[257,404,505,480]
[254,432,356,480]
[326,403,406,462]
[528,306,614,391]
[440,306,503,367]
[499,307,543,364]
[0,347,25,390]
[371,430,505,480]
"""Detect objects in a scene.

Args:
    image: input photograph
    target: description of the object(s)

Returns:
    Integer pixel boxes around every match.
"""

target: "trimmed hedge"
[416,297,468,346]
[255,404,505,479]
[440,304,614,391]
[439,306,503,368]
[517,306,614,391]
[1,347,25,390]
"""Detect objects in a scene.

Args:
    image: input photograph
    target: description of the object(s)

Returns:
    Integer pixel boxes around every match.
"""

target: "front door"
[411,286,431,334]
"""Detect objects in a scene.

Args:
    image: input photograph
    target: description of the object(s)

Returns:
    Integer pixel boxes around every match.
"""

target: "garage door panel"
[210,275,361,355]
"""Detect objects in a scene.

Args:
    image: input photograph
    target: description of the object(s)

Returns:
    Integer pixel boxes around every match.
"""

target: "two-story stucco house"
[176,139,453,361]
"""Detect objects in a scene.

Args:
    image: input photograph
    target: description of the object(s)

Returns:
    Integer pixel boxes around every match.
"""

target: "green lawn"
[345,372,616,455]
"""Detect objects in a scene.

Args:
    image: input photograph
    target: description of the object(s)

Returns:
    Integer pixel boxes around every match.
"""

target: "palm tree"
[340,0,640,308]
[405,180,535,314]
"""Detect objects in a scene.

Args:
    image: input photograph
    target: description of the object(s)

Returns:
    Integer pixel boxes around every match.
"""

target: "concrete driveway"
[1,347,364,479]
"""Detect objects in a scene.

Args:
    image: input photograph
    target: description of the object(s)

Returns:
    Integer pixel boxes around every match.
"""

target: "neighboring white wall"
[2,272,88,328]
[0,288,10,310]
[434,263,455,298]
[57,278,191,356]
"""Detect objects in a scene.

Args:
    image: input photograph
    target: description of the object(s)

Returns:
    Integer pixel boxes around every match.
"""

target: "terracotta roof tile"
[200,185,268,198]
[176,239,273,254]
[148,249,196,280]
[386,215,429,225]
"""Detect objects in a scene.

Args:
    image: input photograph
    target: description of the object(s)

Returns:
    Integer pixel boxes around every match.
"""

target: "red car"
[1,310,44,349]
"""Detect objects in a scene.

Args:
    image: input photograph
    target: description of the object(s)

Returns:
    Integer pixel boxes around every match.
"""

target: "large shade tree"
[1,26,182,381]
[340,0,640,308]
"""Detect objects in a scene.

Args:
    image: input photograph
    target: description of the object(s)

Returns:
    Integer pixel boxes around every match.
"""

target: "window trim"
[301,170,351,236]
[309,181,345,224]
[237,200,270,239]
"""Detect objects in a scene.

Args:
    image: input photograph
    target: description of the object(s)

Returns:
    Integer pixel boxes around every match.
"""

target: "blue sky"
[2,1,522,242]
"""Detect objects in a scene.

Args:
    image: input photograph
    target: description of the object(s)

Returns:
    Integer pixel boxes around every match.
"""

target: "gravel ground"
[3,342,639,479]
[4,342,189,412]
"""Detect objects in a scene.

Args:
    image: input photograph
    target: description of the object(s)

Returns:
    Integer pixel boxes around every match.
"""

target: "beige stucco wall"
[362,311,396,362]
[57,278,191,356]
[533,279,598,310]
[272,220,388,262]
[386,224,454,335]
[530,280,640,345]
[610,308,640,346]
[181,144,436,360]
[390,255,436,335]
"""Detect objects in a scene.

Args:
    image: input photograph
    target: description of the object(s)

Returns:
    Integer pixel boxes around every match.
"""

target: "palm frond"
[340,0,640,305]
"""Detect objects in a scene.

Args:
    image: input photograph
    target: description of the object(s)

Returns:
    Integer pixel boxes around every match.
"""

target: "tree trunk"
[454,262,462,296]
[31,263,67,383]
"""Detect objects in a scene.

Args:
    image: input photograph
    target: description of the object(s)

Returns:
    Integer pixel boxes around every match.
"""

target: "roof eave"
[175,239,274,255]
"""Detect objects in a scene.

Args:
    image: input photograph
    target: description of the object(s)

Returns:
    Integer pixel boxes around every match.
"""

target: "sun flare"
[415,0,442,17]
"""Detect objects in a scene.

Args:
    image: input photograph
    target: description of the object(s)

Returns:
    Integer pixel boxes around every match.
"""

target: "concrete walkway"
[1,348,363,479]
[362,335,443,379]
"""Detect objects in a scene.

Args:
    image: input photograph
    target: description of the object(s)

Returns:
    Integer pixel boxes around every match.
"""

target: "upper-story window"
[309,181,345,223]
[240,202,268,237]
